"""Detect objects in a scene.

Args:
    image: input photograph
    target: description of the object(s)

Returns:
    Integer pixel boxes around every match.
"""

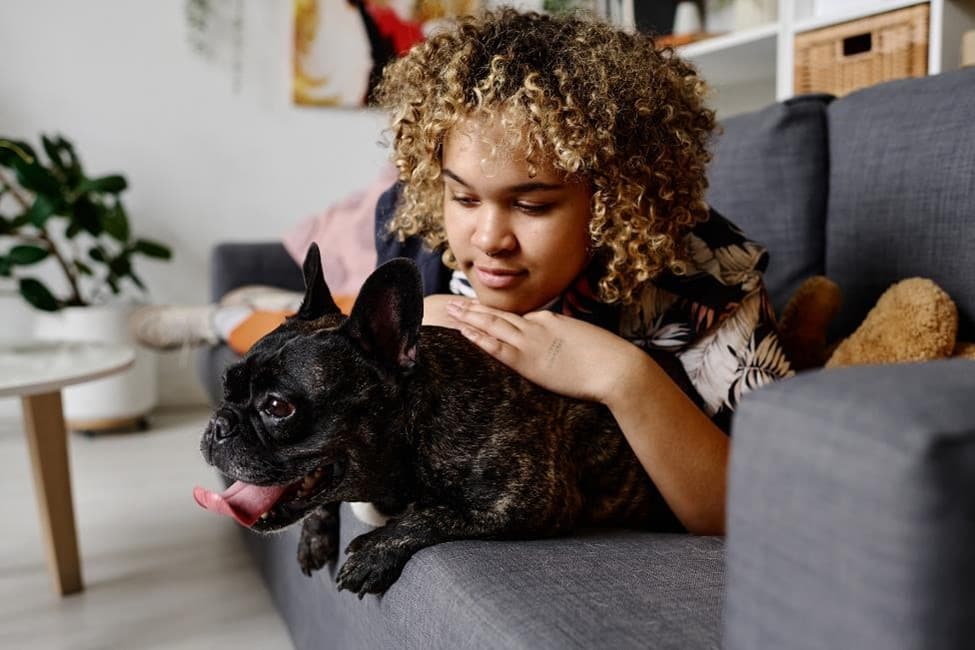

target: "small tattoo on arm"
[545,338,564,367]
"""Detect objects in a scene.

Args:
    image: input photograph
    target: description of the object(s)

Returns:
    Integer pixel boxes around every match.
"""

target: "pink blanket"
[282,166,398,297]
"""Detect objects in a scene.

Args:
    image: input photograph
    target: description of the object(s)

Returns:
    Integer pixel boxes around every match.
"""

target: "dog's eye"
[263,397,295,419]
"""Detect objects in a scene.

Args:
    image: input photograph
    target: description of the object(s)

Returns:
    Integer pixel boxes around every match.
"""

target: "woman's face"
[441,116,592,314]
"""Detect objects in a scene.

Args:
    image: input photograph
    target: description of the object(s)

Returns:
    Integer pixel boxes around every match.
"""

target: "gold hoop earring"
[441,248,459,270]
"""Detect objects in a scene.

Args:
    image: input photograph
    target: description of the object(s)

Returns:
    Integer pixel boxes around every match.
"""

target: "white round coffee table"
[0,340,134,596]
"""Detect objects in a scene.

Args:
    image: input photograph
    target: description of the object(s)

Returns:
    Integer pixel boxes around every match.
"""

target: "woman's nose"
[472,207,517,256]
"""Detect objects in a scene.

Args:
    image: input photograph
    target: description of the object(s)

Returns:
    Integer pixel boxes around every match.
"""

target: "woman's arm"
[444,301,728,535]
[604,349,728,535]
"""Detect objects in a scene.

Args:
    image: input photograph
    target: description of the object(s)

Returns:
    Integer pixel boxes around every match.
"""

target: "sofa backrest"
[706,94,833,315]
[825,68,975,342]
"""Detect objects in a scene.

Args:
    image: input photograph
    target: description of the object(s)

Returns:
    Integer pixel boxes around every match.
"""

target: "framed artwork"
[293,0,481,108]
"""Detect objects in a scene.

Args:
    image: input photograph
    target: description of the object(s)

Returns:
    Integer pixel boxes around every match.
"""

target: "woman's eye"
[515,202,552,215]
[263,397,295,419]
[450,195,478,207]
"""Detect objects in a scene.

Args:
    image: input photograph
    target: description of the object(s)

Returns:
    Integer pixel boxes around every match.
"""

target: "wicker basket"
[794,3,929,97]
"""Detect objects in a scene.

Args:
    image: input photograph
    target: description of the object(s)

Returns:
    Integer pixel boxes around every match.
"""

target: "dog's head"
[194,244,423,532]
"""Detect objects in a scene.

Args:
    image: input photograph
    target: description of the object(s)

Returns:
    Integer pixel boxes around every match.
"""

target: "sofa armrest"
[209,241,304,302]
[724,360,975,650]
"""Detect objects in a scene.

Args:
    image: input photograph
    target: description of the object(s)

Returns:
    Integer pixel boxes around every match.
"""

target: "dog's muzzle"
[202,408,239,462]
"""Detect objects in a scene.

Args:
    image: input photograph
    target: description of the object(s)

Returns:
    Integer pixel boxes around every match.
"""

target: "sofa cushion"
[244,504,725,649]
[706,94,833,315]
[825,68,975,341]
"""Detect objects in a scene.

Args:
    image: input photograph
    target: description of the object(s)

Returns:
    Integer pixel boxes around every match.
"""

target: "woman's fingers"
[457,324,517,363]
[446,300,524,343]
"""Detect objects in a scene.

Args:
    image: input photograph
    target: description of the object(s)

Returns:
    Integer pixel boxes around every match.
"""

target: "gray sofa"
[198,68,975,649]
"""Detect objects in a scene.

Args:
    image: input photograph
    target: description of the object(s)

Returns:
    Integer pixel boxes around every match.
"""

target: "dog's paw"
[297,528,337,576]
[335,532,409,598]
[297,506,339,576]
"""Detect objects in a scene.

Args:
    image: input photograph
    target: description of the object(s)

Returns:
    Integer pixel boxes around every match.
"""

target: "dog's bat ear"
[343,258,423,370]
[296,243,341,321]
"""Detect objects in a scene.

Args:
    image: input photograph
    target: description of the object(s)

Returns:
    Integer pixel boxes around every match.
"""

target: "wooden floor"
[0,405,292,649]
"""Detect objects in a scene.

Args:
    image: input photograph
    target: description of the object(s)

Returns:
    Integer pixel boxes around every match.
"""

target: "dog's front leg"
[297,502,340,576]
[336,504,499,598]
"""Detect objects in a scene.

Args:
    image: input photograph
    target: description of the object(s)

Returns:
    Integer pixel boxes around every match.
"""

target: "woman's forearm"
[603,351,729,535]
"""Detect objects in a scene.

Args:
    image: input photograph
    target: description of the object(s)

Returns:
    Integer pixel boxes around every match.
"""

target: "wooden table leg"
[21,391,83,596]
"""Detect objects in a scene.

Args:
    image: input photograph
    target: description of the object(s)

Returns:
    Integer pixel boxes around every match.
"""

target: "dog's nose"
[206,410,238,443]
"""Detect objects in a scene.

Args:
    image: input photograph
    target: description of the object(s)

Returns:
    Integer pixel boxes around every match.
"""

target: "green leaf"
[8,245,49,265]
[65,222,82,239]
[133,239,172,260]
[73,198,102,236]
[102,202,130,241]
[0,256,10,277]
[19,278,60,311]
[78,174,127,194]
[41,135,61,169]
[108,253,131,277]
[129,270,146,291]
[27,194,58,227]
[13,158,60,197]
[74,260,94,276]
[106,275,120,294]
[50,136,83,183]
[41,135,84,185]
[0,139,36,168]
[89,246,106,262]
[0,215,12,235]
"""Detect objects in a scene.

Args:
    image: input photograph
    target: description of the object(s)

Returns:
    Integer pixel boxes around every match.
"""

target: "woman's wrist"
[598,343,658,411]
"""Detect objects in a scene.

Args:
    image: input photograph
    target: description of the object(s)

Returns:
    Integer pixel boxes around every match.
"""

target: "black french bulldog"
[195,244,700,597]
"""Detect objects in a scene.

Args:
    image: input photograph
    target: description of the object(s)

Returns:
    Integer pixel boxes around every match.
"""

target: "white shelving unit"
[676,0,975,117]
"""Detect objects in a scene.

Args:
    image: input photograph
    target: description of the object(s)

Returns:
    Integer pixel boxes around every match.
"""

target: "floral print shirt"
[450,208,795,433]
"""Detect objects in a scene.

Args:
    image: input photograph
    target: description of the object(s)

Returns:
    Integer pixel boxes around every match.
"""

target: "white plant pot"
[33,304,157,427]
[0,294,34,339]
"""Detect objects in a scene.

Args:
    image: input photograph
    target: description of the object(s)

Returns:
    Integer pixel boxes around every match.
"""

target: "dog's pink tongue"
[193,481,288,527]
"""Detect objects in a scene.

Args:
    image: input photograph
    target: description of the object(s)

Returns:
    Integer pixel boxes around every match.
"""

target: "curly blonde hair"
[375,8,716,305]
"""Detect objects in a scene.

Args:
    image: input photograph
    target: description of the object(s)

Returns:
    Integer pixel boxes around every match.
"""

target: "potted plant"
[0,134,172,432]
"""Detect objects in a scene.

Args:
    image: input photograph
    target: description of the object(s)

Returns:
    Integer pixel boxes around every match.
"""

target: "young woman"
[371,8,793,535]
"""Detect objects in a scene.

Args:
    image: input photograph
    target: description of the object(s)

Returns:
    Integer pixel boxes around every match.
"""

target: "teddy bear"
[778,275,975,371]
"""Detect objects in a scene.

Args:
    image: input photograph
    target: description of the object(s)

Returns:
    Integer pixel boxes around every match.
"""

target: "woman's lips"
[474,266,526,289]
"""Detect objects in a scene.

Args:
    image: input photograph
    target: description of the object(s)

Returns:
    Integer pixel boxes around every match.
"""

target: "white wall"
[0,0,390,409]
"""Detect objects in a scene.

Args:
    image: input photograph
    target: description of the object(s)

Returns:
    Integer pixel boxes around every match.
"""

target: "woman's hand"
[445,300,646,404]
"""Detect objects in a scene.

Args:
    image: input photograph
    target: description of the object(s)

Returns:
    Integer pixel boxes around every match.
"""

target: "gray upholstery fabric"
[244,504,725,650]
[724,360,975,650]
[197,242,303,404]
[706,94,832,314]
[209,241,304,302]
[825,68,975,341]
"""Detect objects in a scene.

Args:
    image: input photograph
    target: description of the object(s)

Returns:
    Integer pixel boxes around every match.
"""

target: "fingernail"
[460,327,477,340]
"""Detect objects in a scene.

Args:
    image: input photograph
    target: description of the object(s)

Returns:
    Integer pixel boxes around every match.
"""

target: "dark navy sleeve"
[374,182,452,297]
